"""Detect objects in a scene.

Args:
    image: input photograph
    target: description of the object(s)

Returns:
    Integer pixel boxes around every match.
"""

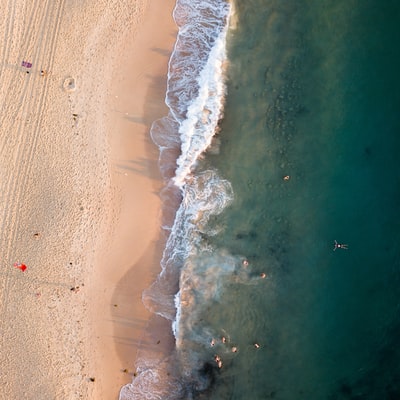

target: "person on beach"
[333,240,348,251]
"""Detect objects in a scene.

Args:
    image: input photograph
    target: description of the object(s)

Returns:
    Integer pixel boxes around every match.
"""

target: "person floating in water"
[333,240,348,251]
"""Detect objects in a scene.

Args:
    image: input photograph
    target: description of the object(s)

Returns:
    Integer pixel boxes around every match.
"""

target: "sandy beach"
[0,0,176,398]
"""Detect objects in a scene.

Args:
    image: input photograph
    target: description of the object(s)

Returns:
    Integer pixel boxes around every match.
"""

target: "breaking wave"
[120,1,236,399]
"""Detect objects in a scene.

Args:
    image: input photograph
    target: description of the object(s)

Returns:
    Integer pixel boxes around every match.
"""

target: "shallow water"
[121,1,400,399]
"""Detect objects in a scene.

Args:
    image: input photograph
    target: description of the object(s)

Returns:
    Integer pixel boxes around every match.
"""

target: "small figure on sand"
[21,60,32,68]
[333,240,348,251]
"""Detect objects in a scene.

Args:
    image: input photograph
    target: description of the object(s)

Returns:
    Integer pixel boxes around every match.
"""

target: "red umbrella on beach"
[14,262,27,272]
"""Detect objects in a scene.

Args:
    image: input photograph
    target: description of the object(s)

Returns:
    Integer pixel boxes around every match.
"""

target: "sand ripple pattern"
[0,0,138,398]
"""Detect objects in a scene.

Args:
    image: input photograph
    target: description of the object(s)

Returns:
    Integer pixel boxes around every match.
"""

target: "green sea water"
[200,1,400,399]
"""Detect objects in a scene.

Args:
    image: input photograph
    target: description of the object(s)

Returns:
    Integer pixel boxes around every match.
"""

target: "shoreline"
[76,0,178,397]
[0,1,177,398]
[90,0,178,393]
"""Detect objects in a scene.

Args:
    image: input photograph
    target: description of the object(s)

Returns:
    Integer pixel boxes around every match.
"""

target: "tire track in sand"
[0,0,16,68]
[0,0,65,339]
[0,0,41,156]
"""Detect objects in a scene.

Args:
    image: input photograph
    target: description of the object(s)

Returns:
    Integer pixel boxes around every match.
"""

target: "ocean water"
[120,0,400,399]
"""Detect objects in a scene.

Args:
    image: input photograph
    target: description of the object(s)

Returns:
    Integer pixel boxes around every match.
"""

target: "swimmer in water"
[214,355,223,368]
[333,240,348,251]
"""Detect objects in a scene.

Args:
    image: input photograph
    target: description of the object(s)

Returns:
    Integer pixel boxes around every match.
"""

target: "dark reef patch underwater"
[121,1,400,399]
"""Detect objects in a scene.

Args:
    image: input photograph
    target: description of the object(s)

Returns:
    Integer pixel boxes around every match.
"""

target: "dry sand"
[0,0,177,399]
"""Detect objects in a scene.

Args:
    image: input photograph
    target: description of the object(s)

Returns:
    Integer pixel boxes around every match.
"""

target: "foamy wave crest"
[149,0,230,187]
[167,0,231,122]
[120,0,232,398]
[119,359,186,400]
[123,170,234,400]
[173,28,228,187]
[143,170,233,321]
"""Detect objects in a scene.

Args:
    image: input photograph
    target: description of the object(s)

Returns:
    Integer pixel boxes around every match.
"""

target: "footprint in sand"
[63,76,76,92]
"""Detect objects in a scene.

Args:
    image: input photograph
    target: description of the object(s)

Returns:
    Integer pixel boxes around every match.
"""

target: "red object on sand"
[14,262,27,272]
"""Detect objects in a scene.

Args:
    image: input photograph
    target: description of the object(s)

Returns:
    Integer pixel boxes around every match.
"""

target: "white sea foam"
[166,0,231,122]
[120,1,232,399]
[119,359,185,400]
[143,170,234,321]
[173,28,228,187]
[142,0,232,320]
[149,0,231,185]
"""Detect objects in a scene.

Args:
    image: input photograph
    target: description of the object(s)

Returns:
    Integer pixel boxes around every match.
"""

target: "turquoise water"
[203,1,400,398]
[121,1,400,399]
